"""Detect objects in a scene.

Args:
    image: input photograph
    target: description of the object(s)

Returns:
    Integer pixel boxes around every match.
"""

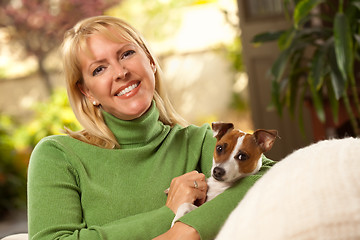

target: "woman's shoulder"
[33,134,92,154]
[176,123,212,133]
[169,123,215,148]
[30,134,101,168]
[171,123,213,139]
[35,134,76,147]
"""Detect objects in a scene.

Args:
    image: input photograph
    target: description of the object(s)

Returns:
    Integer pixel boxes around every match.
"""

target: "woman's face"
[78,33,156,120]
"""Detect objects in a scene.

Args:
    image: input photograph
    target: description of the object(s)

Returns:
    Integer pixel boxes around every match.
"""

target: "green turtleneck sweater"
[28,103,275,240]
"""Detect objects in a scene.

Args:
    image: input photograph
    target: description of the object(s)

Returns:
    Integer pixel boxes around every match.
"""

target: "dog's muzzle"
[212,167,226,181]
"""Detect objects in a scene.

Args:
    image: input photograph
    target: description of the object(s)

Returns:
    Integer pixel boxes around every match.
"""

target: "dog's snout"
[213,167,226,181]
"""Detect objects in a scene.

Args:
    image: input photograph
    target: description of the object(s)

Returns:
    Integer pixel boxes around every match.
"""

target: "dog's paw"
[171,203,198,227]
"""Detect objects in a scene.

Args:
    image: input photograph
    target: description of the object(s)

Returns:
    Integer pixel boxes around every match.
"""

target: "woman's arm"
[28,138,175,240]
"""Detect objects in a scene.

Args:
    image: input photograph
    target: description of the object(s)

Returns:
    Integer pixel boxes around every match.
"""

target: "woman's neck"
[101,101,166,148]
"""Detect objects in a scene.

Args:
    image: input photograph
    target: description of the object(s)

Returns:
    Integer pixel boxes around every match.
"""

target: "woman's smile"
[115,81,141,98]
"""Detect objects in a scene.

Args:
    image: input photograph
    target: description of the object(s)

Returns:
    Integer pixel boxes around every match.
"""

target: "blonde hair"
[61,15,187,149]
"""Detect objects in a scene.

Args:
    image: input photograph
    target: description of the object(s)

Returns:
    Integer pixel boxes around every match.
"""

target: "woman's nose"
[112,62,128,81]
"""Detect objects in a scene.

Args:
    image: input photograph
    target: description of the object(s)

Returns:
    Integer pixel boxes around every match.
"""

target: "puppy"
[171,122,278,226]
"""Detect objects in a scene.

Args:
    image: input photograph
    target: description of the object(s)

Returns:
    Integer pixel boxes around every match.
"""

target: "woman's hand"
[166,171,207,214]
[153,222,200,240]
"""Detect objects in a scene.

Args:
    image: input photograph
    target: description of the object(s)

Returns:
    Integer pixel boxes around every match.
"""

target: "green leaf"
[297,83,308,137]
[354,34,360,47]
[294,0,324,28]
[342,90,360,135]
[283,0,294,19]
[352,1,360,11]
[334,12,353,82]
[278,28,296,50]
[307,75,325,122]
[287,74,299,117]
[252,31,285,44]
[328,46,346,99]
[271,79,283,116]
[286,49,304,116]
[325,79,339,124]
[270,49,291,83]
[283,0,292,7]
[310,48,325,90]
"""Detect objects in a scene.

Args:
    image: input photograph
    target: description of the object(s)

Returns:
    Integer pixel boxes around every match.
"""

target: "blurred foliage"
[12,88,81,150]
[226,37,244,73]
[107,0,218,42]
[0,88,81,215]
[225,36,248,112]
[252,0,360,136]
[0,68,7,79]
[230,91,249,111]
[0,115,27,217]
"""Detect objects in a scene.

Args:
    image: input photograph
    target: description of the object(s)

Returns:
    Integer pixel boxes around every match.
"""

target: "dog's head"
[211,122,278,183]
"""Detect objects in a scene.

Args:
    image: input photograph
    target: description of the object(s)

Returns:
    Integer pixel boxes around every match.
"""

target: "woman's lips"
[115,81,141,98]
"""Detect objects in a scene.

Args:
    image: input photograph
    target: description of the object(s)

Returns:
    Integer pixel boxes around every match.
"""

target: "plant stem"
[349,74,360,122]
[351,13,360,123]
[338,0,344,13]
[343,90,359,136]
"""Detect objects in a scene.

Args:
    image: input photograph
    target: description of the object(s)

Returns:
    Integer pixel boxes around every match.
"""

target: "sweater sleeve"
[179,128,276,240]
[27,138,174,240]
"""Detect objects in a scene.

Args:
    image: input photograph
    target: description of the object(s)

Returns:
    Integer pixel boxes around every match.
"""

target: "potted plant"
[252,0,360,139]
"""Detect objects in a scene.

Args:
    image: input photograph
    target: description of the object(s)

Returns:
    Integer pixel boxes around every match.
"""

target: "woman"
[27,15,275,240]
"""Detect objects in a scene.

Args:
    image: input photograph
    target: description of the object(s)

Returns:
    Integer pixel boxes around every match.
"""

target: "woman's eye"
[92,66,105,76]
[121,50,135,59]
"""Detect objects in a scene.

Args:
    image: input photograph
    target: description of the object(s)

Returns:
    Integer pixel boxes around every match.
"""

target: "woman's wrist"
[152,222,200,240]
[172,222,201,240]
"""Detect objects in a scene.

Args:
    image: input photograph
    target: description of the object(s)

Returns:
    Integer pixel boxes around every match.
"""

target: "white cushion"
[1,233,28,240]
[216,137,360,240]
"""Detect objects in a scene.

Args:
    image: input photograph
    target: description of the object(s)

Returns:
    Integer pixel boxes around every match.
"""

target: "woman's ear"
[77,81,89,97]
[77,81,97,105]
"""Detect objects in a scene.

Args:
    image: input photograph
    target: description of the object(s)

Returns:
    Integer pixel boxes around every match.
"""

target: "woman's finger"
[194,188,207,206]
[166,171,208,212]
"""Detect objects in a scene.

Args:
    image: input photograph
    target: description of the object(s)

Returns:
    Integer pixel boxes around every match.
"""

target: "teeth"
[116,83,139,96]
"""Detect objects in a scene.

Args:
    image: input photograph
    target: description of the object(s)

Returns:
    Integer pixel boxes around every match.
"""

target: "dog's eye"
[235,152,249,161]
[216,145,223,153]
[216,143,227,154]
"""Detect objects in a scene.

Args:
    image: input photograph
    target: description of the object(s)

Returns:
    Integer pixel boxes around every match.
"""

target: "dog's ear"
[253,129,278,152]
[212,122,234,140]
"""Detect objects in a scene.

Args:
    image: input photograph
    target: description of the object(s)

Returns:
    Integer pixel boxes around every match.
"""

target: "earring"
[93,101,97,106]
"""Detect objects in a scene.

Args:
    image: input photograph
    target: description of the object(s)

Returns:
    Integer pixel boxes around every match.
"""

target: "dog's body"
[171,122,277,226]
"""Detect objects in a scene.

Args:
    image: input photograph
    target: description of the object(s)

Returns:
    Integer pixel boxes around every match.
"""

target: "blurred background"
[1,0,359,237]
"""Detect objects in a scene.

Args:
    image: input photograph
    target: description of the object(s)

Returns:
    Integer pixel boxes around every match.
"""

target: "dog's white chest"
[206,177,232,202]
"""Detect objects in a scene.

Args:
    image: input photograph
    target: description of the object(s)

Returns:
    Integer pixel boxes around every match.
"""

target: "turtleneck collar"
[102,101,168,148]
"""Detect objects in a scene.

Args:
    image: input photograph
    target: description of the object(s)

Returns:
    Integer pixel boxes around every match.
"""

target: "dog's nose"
[213,167,225,180]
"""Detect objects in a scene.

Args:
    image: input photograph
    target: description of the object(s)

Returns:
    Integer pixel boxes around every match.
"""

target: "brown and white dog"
[171,122,278,226]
